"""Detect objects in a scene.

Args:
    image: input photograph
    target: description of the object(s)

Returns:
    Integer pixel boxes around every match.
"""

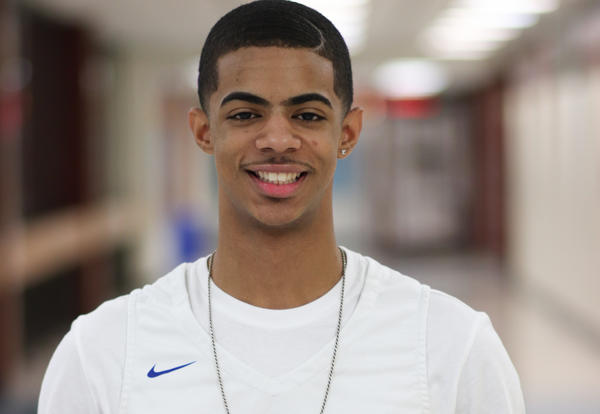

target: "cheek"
[213,130,242,159]
[308,133,338,158]
[213,140,237,177]
[308,139,334,160]
[308,126,339,150]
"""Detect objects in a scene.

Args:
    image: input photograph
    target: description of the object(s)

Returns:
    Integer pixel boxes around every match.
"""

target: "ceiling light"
[424,26,520,43]
[421,0,561,60]
[423,50,493,61]
[452,0,560,14]
[372,59,448,98]
[440,9,540,29]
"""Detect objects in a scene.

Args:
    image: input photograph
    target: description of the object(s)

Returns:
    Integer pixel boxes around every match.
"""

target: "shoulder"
[67,262,193,381]
[39,294,130,414]
[345,249,523,411]
[426,288,516,375]
[72,262,192,353]
[39,262,196,413]
[348,248,487,347]
[427,288,486,350]
[347,248,484,332]
[345,248,482,323]
[72,293,129,348]
[345,248,425,303]
[426,289,489,391]
[426,291,525,413]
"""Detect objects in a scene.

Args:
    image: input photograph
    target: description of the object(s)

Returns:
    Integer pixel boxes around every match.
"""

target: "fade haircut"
[197,0,353,114]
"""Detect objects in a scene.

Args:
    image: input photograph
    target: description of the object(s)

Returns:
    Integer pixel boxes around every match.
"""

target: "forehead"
[213,47,338,106]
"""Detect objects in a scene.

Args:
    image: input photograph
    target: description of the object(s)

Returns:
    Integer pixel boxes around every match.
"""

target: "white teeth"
[256,171,302,185]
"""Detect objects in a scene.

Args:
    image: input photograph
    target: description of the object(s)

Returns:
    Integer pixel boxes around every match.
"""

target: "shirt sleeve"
[38,329,100,414]
[454,315,526,413]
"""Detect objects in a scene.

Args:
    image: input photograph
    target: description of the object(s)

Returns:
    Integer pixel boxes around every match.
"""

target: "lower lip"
[248,173,306,198]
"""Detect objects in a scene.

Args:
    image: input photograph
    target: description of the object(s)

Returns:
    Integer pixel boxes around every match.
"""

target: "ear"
[188,107,214,154]
[337,107,363,159]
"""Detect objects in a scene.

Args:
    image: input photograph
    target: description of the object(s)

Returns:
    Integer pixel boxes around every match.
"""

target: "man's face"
[190,47,361,230]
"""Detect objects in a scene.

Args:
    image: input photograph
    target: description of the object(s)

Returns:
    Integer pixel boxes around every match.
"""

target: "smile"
[253,171,305,185]
[246,168,308,198]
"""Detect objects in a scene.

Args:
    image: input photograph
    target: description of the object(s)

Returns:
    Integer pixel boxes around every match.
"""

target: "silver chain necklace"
[207,248,347,414]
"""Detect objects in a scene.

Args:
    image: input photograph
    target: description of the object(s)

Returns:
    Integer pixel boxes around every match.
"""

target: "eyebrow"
[220,91,332,109]
[221,92,269,107]
[283,93,332,108]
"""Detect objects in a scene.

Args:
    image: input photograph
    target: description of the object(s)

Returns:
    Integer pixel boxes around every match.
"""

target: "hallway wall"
[504,3,600,333]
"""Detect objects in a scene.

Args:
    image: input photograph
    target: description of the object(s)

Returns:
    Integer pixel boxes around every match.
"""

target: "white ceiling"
[22,0,578,94]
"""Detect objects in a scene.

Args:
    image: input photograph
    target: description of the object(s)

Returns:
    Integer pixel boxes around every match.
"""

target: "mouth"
[247,170,308,185]
[245,169,308,198]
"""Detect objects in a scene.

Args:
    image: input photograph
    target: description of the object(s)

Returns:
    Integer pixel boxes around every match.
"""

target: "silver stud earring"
[340,149,347,155]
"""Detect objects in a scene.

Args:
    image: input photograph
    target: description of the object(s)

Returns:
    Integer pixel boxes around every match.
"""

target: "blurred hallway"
[2,0,600,412]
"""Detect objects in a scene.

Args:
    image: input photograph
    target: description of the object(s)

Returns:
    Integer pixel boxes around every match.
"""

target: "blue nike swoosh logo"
[147,361,196,378]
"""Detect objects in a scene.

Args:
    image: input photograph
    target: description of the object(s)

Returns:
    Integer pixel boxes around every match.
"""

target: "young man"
[39,1,525,413]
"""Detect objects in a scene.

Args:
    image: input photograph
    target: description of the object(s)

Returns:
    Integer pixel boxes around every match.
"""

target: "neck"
[211,201,341,309]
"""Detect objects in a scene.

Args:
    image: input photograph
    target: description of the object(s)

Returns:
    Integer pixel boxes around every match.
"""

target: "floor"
[2,249,600,413]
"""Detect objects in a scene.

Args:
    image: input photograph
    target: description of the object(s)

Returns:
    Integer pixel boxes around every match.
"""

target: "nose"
[255,113,301,153]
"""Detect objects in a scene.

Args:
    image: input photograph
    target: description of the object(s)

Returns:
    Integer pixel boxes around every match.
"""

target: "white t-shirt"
[39,248,525,413]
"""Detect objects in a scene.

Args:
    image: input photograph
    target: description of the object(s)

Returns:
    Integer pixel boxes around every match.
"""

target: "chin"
[250,208,311,232]
[253,215,303,231]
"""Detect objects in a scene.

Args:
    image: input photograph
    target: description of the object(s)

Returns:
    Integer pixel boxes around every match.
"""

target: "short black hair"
[197,0,353,114]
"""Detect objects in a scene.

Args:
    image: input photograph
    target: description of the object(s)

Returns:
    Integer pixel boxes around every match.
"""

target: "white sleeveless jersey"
[39,248,525,414]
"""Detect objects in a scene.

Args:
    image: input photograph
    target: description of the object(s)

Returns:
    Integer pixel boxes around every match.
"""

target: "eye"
[228,112,260,121]
[294,112,325,122]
